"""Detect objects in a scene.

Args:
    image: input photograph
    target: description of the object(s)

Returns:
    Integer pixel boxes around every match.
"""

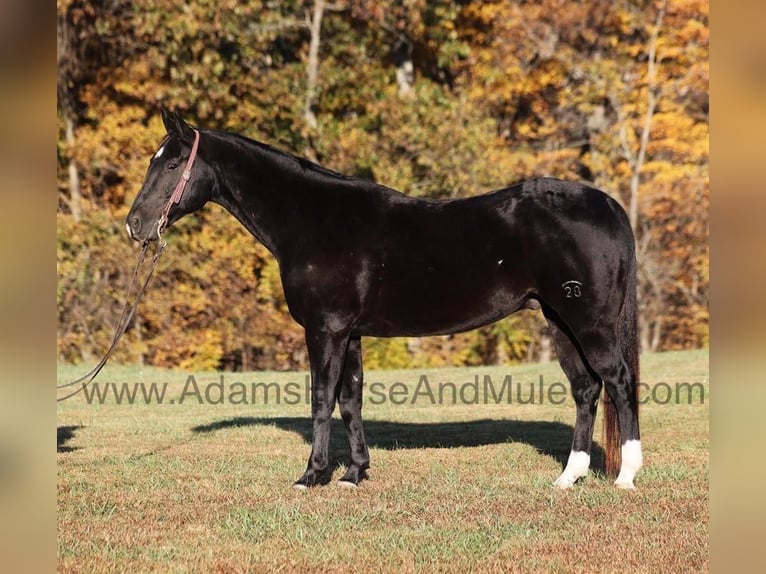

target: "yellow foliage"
[57,0,708,369]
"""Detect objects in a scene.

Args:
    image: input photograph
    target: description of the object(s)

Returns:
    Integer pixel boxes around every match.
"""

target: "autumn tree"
[57,0,708,370]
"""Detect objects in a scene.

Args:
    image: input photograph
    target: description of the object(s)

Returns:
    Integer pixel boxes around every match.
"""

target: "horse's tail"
[603,245,639,478]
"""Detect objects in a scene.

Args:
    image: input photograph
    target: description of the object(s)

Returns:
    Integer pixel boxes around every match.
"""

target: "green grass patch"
[58,349,708,572]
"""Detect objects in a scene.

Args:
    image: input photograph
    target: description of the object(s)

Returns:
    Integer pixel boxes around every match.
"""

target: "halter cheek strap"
[157,128,200,239]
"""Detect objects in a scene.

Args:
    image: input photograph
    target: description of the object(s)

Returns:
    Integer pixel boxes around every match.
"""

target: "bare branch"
[246,20,308,34]
[609,0,666,231]
[629,0,667,230]
[609,94,637,167]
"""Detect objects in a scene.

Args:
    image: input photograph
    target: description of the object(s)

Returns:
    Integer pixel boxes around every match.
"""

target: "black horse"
[127,110,642,489]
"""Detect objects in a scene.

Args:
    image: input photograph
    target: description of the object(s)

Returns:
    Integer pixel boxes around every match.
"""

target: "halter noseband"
[157,128,200,240]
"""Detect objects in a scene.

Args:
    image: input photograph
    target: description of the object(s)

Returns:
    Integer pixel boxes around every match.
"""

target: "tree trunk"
[394,39,414,98]
[650,316,663,352]
[65,116,82,222]
[537,332,552,363]
[628,3,664,230]
[242,343,250,372]
[640,319,651,355]
[626,0,666,231]
[303,0,325,133]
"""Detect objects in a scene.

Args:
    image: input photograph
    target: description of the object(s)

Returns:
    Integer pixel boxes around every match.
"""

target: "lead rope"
[58,128,200,402]
[57,240,165,402]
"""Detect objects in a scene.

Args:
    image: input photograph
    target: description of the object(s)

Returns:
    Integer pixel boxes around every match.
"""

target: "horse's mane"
[207,128,358,184]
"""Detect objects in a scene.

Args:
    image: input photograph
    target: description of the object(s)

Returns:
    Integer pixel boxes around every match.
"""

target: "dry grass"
[58,349,708,572]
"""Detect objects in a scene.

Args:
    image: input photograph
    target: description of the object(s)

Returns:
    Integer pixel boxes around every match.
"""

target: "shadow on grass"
[191,417,606,474]
[57,425,84,453]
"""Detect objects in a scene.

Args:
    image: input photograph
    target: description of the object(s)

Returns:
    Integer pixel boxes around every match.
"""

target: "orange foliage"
[57,0,708,369]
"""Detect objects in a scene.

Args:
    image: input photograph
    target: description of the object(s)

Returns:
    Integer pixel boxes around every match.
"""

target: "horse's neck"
[209,132,316,260]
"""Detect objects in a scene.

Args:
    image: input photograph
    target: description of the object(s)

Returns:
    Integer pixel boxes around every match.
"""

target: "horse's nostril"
[127,216,142,241]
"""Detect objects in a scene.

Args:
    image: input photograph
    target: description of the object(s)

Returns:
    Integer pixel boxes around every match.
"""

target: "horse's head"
[126,109,215,243]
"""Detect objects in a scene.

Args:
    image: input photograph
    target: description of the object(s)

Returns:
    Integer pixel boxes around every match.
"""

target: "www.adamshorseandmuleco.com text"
[75,373,707,407]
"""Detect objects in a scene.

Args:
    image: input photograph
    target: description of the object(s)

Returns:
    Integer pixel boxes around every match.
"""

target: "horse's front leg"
[337,336,370,487]
[293,325,350,489]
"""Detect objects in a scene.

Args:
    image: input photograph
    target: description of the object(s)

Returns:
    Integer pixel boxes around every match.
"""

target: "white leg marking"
[553,450,590,489]
[614,439,643,489]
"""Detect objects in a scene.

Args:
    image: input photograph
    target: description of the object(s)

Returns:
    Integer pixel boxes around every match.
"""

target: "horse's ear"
[161,108,176,135]
[160,108,195,143]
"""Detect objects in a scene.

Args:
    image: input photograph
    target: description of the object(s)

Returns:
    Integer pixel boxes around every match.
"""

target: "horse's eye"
[168,163,178,170]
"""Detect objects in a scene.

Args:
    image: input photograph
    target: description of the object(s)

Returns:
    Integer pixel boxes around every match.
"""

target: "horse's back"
[287,176,634,337]
[511,177,634,263]
[377,177,635,333]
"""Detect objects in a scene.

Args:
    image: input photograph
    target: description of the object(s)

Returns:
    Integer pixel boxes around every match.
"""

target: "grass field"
[57,348,708,573]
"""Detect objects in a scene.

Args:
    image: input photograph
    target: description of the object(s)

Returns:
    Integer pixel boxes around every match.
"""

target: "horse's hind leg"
[336,336,370,487]
[550,318,642,489]
[583,337,642,488]
[595,344,642,489]
[547,318,602,488]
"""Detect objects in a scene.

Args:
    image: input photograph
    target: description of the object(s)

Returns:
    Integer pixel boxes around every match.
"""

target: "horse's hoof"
[552,477,575,489]
[337,479,358,489]
[614,479,636,490]
[292,482,309,491]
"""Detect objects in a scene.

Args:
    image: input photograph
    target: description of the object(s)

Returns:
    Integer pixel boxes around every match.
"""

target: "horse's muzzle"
[126,214,142,241]
[126,215,158,243]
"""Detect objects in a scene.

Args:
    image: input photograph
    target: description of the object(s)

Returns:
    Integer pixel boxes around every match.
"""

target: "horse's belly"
[357,271,527,337]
